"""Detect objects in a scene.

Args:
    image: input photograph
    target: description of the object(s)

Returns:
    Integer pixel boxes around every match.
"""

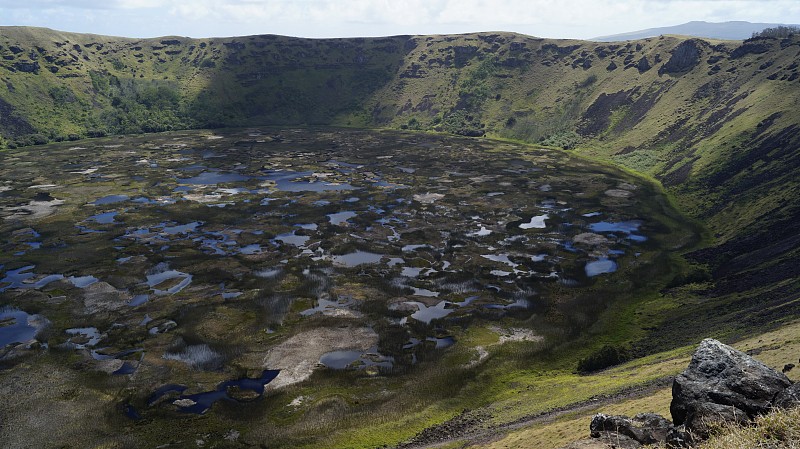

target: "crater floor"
[0,127,694,447]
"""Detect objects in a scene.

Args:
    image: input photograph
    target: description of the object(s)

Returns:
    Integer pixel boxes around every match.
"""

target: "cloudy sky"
[1,0,799,40]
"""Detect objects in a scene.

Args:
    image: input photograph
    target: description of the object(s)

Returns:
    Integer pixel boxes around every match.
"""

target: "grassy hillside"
[0,26,410,141]
[1,25,799,365]
[480,318,800,449]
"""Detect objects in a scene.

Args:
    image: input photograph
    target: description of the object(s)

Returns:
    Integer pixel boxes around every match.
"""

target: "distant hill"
[591,20,798,41]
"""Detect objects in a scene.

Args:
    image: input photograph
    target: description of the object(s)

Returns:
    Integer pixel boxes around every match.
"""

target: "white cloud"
[1,0,798,39]
[116,0,163,8]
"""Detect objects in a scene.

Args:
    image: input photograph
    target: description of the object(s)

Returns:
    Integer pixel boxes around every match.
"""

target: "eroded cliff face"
[2,28,798,169]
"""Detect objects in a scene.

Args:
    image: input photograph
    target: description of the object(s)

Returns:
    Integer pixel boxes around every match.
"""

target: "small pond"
[0,307,45,346]
[331,251,383,267]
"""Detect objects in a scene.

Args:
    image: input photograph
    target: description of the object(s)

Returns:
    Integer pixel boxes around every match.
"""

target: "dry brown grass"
[693,406,800,449]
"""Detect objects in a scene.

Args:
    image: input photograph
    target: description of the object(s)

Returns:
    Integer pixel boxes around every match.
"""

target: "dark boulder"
[684,402,748,439]
[773,382,800,409]
[660,40,700,74]
[665,425,691,448]
[587,339,798,448]
[730,42,771,59]
[590,412,672,445]
[670,339,791,427]
[636,57,651,73]
[13,61,39,74]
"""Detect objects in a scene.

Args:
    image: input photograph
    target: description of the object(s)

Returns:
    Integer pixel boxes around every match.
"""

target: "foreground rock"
[586,338,797,447]
[590,413,672,445]
[670,338,791,431]
[774,382,800,409]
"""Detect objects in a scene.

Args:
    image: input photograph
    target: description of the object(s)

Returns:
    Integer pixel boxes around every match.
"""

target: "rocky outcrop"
[12,61,39,73]
[0,97,35,137]
[587,338,798,448]
[636,57,651,73]
[730,41,770,59]
[670,338,791,425]
[590,413,672,445]
[660,40,700,74]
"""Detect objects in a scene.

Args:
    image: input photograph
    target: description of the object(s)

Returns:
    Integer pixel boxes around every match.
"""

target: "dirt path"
[395,376,674,449]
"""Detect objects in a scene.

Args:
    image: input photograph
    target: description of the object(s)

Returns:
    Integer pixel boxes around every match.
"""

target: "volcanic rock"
[670,338,791,426]
[590,412,672,444]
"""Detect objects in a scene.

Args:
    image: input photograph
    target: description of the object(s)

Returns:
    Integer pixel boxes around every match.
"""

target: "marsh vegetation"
[0,127,698,447]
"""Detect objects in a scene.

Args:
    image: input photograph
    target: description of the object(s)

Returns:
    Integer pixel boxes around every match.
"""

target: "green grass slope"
[1,26,799,353]
[0,26,411,140]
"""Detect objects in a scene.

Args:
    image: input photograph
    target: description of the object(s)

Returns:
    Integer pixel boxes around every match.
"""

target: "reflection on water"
[401,267,424,277]
[239,244,262,255]
[129,294,149,307]
[161,222,202,235]
[585,259,618,277]
[65,327,103,349]
[146,265,193,295]
[482,253,518,268]
[0,265,64,293]
[467,225,492,237]
[327,211,357,225]
[273,231,310,247]
[406,301,452,323]
[589,220,647,242]
[319,349,364,369]
[520,214,548,230]
[331,251,383,267]
[88,211,119,224]
[411,287,440,297]
[0,307,46,346]
[427,336,455,349]
[320,346,393,370]
[264,170,357,192]
[157,370,280,414]
[68,275,98,288]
